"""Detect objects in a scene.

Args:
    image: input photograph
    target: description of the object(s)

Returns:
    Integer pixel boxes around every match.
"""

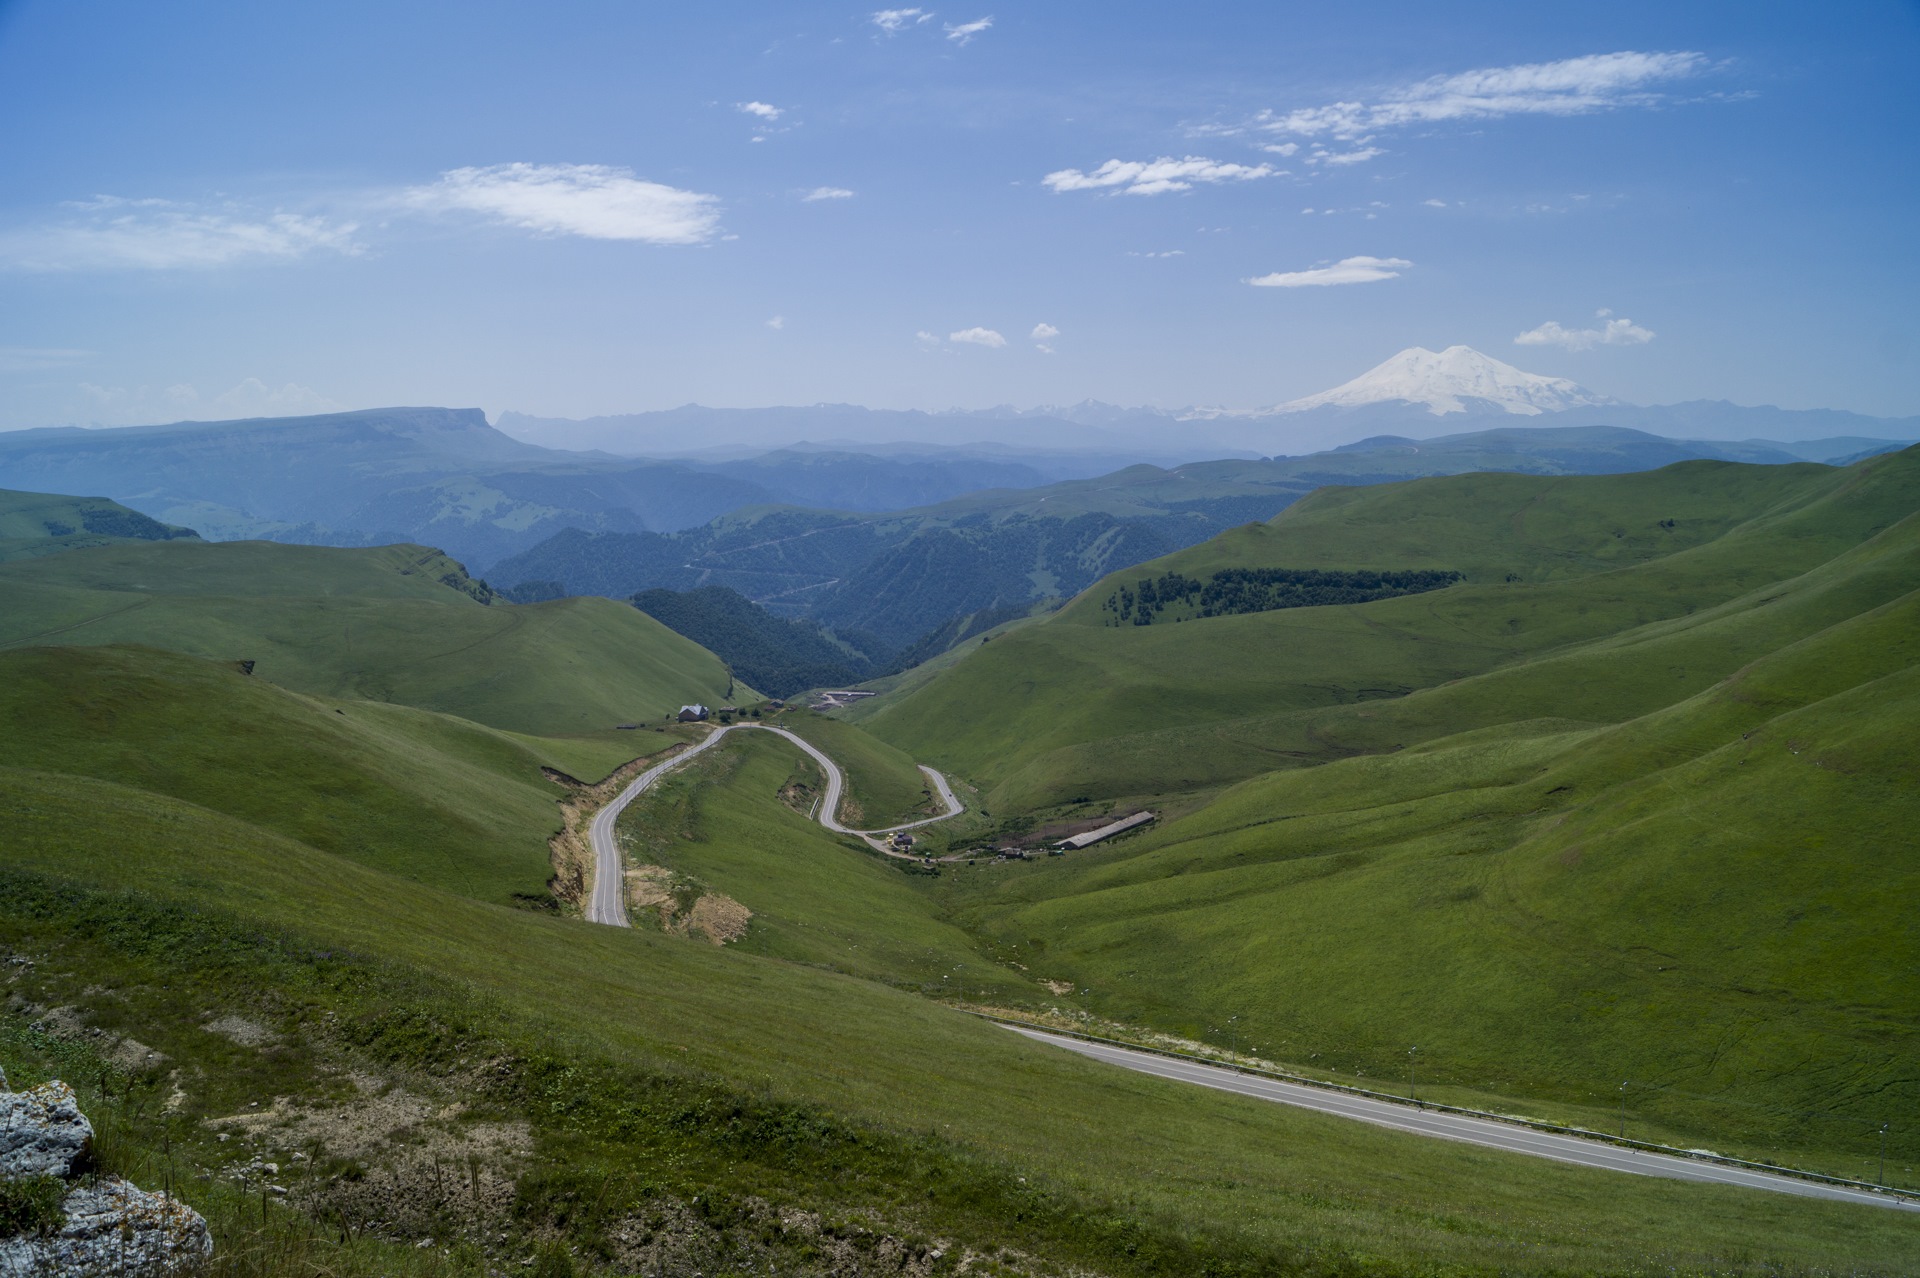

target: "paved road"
[584,726,742,925]
[584,723,964,926]
[1004,1026,1919,1212]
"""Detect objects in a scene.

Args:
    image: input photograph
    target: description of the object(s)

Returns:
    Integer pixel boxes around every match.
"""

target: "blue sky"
[1,0,1915,428]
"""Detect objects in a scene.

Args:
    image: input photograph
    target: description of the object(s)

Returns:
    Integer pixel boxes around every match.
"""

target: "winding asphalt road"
[1005,1026,1919,1212]
[583,722,965,926]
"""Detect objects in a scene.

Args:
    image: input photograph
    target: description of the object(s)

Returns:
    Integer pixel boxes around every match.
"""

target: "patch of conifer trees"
[1102,567,1462,625]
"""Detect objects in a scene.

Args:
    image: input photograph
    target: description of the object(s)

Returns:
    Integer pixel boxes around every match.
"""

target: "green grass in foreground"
[0,537,737,735]
[3,650,1915,1273]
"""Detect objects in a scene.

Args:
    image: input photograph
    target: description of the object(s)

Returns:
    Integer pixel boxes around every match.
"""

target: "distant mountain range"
[497,346,1917,458]
[0,408,1081,570]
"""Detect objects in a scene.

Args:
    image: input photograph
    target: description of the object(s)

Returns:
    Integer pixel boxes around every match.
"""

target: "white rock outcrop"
[0,1176,213,1277]
[0,1076,211,1276]
[0,1080,93,1179]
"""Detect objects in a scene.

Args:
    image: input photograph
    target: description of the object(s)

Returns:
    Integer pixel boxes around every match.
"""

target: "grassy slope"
[864,451,1920,809]
[2,696,1915,1274]
[770,711,935,827]
[0,486,199,561]
[921,507,1920,1174]
[614,730,1013,994]
[0,645,644,903]
[0,538,736,735]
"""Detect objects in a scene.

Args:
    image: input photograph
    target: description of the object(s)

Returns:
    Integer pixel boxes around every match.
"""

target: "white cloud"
[1042,155,1276,197]
[915,330,942,349]
[802,186,855,201]
[1246,255,1411,288]
[1254,50,1707,141]
[0,347,92,373]
[944,16,992,44]
[1262,142,1299,156]
[766,316,785,330]
[405,164,720,245]
[1515,311,1655,350]
[1312,146,1384,167]
[949,327,1006,347]
[0,202,361,271]
[872,8,934,33]
[1423,198,1449,208]
[737,101,783,120]
[1030,323,1059,340]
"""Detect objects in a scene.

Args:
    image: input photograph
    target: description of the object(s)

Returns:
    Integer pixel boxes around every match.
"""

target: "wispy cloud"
[1030,322,1059,353]
[949,326,1006,347]
[1311,146,1384,167]
[1043,155,1276,197]
[0,346,93,373]
[872,8,934,33]
[736,101,783,121]
[405,164,721,245]
[944,16,992,44]
[1247,255,1410,288]
[0,199,361,271]
[1127,249,1186,258]
[1515,309,1654,350]
[766,316,786,330]
[1248,51,1707,142]
[802,186,855,202]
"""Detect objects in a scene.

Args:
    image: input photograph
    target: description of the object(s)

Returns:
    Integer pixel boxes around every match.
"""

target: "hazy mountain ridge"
[497,348,1917,457]
[491,423,1896,664]
[0,408,1081,571]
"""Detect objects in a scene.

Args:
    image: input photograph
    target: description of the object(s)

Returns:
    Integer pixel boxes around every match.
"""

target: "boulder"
[0,1175,213,1277]
[0,1081,92,1178]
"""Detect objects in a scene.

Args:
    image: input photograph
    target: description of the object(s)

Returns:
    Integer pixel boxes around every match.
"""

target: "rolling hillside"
[0,486,199,561]
[817,446,1920,1178]
[860,450,1920,808]
[0,533,737,734]
[0,645,642,903]
[630,584,875,697]
[933,571,1920,1150]
[2,645,1912,1275]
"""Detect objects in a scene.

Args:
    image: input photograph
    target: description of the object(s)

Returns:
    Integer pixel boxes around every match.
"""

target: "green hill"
[862,450,1920,809]
[0,486,199,562]
[1,645,1912,1275]
[0,645,641,904]
[838,447,1920,1178]
[933,578,1920,1170]
[631,584,873,697]
[0,536,737,735]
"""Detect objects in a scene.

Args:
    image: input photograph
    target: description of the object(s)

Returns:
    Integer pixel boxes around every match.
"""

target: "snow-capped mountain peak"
[1278,345,1618,417]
